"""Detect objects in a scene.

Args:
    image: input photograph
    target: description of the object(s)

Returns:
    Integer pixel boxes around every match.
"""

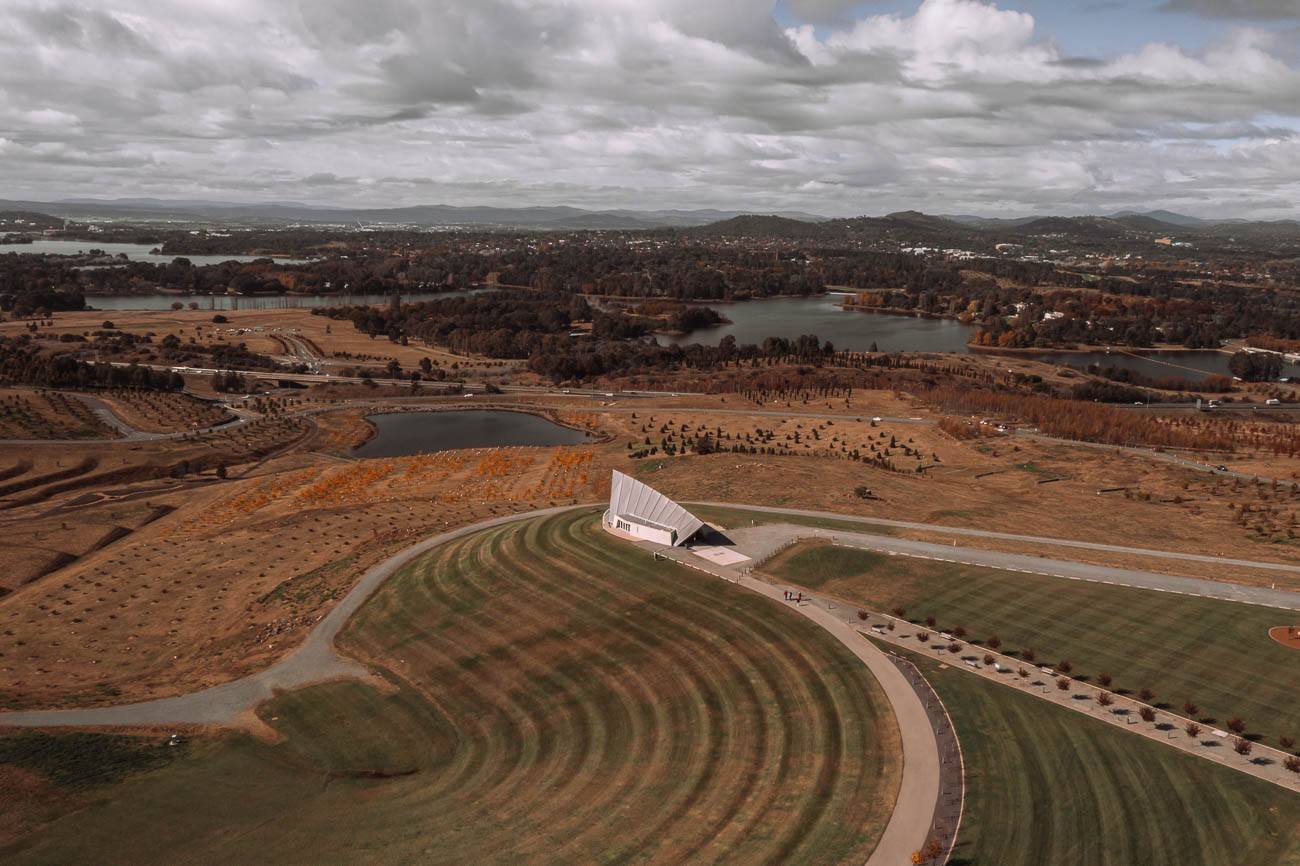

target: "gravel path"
[5,502,1299,729]
[0,504,588,727]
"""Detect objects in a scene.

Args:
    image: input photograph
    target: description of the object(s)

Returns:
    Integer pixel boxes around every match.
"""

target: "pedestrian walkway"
[887,655,963,864]
[728,553,1300,794]
[648,543,943,865]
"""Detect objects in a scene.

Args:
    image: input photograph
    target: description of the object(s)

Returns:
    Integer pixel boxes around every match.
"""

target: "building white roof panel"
[609,470,704,546]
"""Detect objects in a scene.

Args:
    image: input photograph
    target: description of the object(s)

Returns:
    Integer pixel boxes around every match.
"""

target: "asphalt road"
[5,502,1299,730]
[727,522,1300,611]
[692,502,1300,577]
[0,504,590,728]
[652,542,940,866]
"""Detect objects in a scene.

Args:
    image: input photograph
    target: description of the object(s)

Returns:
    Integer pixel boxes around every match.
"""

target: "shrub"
[1284,757,1300,774]
[986,634,1001,650]
[1183,701,1199,717]
[952,626,967,638]
[1280,735,1296,751]
[0,731,176,789]
[1097,673,1112,687]
[886,621,895,631]
[1233,738,1253,756]
[1139,707,1156,722]
[1017,667,1029,679]
[1096,692,1114,708]
[1057,660,1072,674]
[1226,717,1246,735]
[947,642,961,654]
[1020,647,1035,662]
[891,606,906,618]
[916,630,930,642]
[1138,687,1155,703]
[857,610,868,621]
[924,616,936,628]
[1056,677,1071,691]
[983,654,994,666]
[1185,722,1202,738]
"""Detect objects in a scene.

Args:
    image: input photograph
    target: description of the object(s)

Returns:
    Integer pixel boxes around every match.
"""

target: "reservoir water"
[352,410,593,459]
[1,239,306,267]
[85,289,484,311]
[1024,350,1300,381]
[658,294,975,353]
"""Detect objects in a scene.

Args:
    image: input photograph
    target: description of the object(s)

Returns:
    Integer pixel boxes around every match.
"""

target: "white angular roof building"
[603,470,705,547]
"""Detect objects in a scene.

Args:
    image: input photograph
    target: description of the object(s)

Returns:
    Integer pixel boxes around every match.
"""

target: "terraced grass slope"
[768,543,1300,744]
[5,511,901,864]
[883,643,1300,866]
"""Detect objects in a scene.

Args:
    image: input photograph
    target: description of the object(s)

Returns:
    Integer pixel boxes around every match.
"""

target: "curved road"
[0,501,944,864]
[10,501,1300,858]
[0,504,588,727]
[5,501,1300,728]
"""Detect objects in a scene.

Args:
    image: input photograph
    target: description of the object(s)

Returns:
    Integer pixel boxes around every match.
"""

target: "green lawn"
[767,542,1300,745]
[882,642,1300,866]
[4,511,902,864]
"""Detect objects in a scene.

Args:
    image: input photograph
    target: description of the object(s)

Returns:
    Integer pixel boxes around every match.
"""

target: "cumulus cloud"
[0,0,1297,217]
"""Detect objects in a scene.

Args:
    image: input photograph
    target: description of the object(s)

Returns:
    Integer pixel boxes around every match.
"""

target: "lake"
[1023,349,1300,381]
[657,294,975,353]
[352,410,593,458]
[85,289,486,311]
[0,239,307,267]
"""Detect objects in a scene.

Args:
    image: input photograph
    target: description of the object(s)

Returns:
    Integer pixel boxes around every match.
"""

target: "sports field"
[766,542,1300,744]
[882,642,1300,865]
[4,511,901,864]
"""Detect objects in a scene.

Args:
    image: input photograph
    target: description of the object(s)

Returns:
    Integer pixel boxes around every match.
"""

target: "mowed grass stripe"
[513,515,814,860]
[9,512,900,865]
[550,515,882,862]
[471,515,729,854]
[472,519,683,851]
[769,544,1300,740]
[373,525,630,842]
[880,641,1300,866]
[349,509,899,862]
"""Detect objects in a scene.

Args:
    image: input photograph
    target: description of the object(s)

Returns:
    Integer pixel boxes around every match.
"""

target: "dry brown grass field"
[0,427,602,708]
[3,372,1300,713]
[0,389,118,440]
[92,391,230,433]
[0,308,527,381]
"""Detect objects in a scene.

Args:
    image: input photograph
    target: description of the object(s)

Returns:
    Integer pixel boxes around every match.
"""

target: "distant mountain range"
[689,209,1300,247]
[0,198,827,230]
[2,198,1297,246]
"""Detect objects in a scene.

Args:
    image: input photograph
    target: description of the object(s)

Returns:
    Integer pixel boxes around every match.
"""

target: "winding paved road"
[5,501,1300,729]
[0,505,586,727]
[9,501,1300,859]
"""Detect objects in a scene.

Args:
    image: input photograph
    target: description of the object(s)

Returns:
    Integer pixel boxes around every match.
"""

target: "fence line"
[886,652,965,865]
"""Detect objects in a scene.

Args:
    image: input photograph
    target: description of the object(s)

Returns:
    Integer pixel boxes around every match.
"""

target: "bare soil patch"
[1268,625,1300,650]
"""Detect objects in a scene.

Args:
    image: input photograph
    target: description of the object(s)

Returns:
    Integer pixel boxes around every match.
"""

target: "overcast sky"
[2,0,1299,218]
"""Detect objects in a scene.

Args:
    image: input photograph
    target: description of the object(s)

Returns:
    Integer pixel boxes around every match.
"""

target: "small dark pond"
[351,410,592,458]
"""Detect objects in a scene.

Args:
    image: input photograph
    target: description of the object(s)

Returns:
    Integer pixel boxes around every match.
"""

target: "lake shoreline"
[349,406,601,459]
[968,344,1236,356]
